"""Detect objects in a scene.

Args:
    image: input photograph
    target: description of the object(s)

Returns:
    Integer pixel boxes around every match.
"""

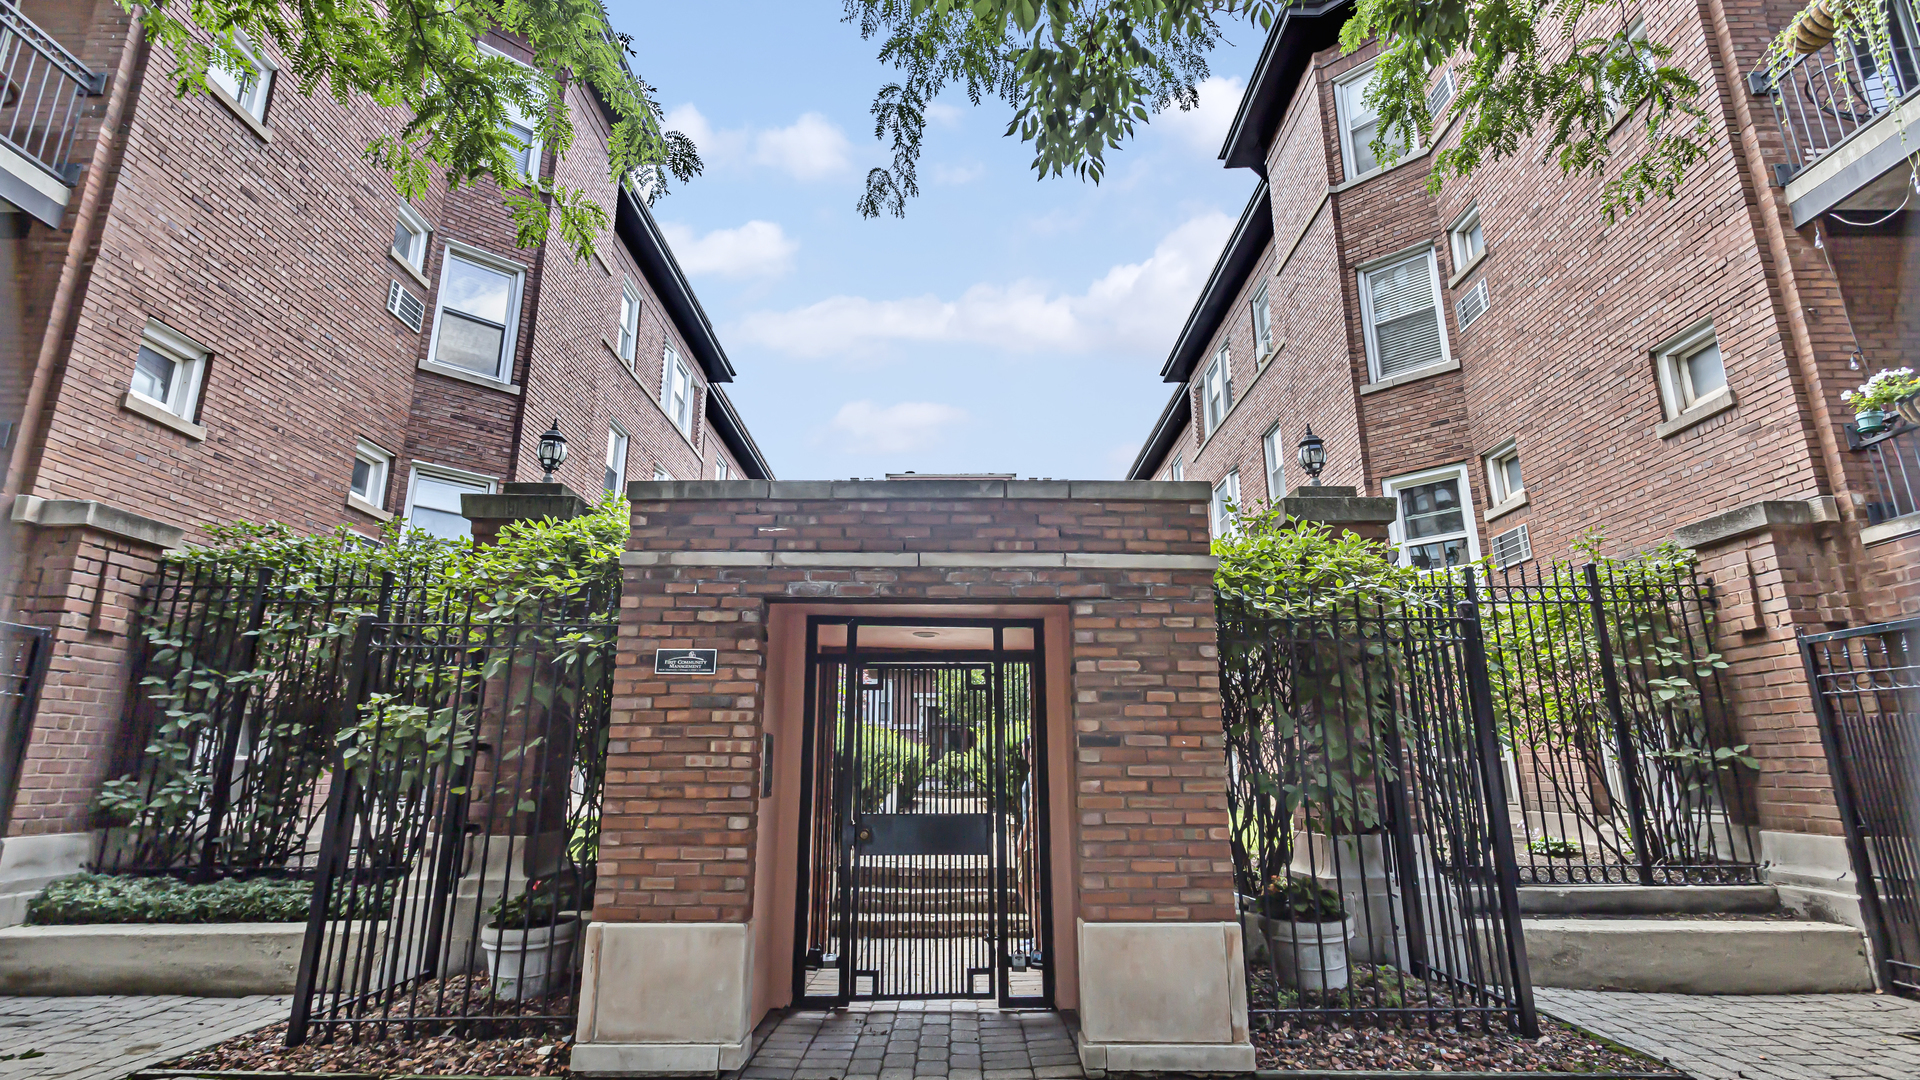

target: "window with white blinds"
[1360,249,1449,382]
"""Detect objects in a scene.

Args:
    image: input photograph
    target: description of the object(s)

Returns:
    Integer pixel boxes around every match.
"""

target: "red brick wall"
[598,488,1235,925]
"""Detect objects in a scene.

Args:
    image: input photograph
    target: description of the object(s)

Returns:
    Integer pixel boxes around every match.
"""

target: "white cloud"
[925,101,966,127]
[664,105,852,181]
[1152,76,1246,154]
[929,161,985,185]
[660,220,798,279]
[734,210,1236,360]
[752,112,853,180]
[828,400,970,455]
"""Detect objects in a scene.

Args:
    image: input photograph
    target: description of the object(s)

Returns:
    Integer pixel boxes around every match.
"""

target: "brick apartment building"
[0,1,771,893]
[1129,0,1920,921]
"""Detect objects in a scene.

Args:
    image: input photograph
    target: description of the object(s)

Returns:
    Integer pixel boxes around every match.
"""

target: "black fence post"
[197,565,273,883]
[0,624,53,838]
[1458,574,1540,1038]
[1799,630,1897,993]
[1584,563,1656,886]
[287,612,376,1048]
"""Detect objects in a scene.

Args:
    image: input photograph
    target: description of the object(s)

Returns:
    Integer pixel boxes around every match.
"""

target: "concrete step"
[854,886,998,915]
[1523,916,1874,993]
[851,911,1035,939]
[1519,884,1779,916]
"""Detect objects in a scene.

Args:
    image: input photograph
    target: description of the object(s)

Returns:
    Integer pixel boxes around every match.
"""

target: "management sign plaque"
[654,648,719,675]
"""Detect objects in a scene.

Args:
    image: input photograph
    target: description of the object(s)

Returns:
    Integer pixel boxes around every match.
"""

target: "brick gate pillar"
[573,478,1254,1076]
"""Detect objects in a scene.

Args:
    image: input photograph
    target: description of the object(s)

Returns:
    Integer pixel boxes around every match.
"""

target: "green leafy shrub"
[855,724,928,812]
[488,874,590,929]
[1260,873,1346,922]
[26,873,315,924]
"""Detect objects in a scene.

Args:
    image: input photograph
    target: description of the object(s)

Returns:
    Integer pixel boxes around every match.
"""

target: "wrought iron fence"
[1759,0,1920,178]
[1801,617,1920,998]
[289,583,617,1043]
[1219,585,1537,1035]
[1477,562,1757,885]
[0,621,52,835]
[1853,419,1920,526]
[0,2,105,187]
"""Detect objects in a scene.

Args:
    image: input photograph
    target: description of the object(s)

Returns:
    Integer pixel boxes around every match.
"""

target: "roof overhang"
[1157,181,1273,383]
[1219,0,1355,173]
[614,183,737,384]
[1126,383,1193,481]
[704,383,775,480]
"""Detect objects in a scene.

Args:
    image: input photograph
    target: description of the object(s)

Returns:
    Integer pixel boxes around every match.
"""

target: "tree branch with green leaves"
[121,0,701,259]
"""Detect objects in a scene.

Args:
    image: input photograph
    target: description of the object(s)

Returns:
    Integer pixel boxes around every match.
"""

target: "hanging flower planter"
[1843,368,1919,437]
[1896,388,1920,426]
[1856,407,1892,437]
[1790,0,1839,53]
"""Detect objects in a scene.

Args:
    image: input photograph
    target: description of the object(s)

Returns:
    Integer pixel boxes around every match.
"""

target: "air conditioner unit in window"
[387,279,425,332]
[1457,278,1489,329]
[1491,523,1531,569]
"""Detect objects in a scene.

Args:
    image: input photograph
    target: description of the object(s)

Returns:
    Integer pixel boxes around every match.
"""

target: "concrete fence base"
[0,922,305,995]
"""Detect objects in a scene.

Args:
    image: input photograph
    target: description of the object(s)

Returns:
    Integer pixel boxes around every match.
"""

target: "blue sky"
[608,2,1268,481]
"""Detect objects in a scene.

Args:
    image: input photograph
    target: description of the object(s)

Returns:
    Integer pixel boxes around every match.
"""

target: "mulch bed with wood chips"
[154,1023,570,1078]
[1254,1015,1680,1073]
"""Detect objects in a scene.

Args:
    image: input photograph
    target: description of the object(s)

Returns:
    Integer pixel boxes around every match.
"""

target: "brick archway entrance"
[794,616,1054,1008]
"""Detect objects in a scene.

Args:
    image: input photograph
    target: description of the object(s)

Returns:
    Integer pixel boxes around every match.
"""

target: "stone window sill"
[1360,359,1461,396]
[1447,249,1488,289]
[418,359,522,395]
[1862,512,1920,546]
[1486,491,1530,522]
[1654,387,1736,439]
[122,392,207,441]
[346,493,393,522]
[210,86,273,143]
[389,248,430,288]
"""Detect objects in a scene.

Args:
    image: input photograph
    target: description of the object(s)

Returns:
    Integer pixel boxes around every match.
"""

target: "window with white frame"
[1485,441,1523,506]
[1604,19,1653,118]
[1335,64,1408,180]
[1210,470,1241,537]
[653,464,671,482]
[716,458,731,481]
[128,321,210,423]
[1427,67,1456,117]
[661,347,695,436]
[1251,282,1274,360]
[429,247,524,381]
[349,440,393,510]
[604,425,628,494]
[477,43,544,178]
[1385,465,1479,571]
[405,467,493,541]
[1360,248,1449,382]
[1654,321,1730,418]
[206,33,274,122]
[1449,205,1484,271]
[1167,455,1184,482]
[617,279,641,364]
[1202,346,1233,436]
[391,203,431,272]
[1262,425,1285,498]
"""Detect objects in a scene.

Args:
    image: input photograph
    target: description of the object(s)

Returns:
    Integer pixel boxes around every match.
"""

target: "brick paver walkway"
[0,996,287,1080]
[1538,989,1920,1080]
[736,1002,1082,1080]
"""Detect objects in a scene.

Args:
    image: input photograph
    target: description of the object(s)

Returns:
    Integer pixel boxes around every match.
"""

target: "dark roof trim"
[1158,180,1273,383]
[705,384,775,480]
[1126,384,1192,481]
[614,183,737,384]
[1220,0,1354,172]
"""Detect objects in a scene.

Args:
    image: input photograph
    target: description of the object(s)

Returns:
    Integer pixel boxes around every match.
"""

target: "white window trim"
[1210,470,1241,538]
[1358,243,1453,385]
[1483,438,1529,521]
[1167,455,1184,483]
[715,458,731,481]
[1262,424,1285,500]
[348,438,395,519]
[1653,319,1735,429]
[618,277,641,364]
[1334,60,1417,183]
[658,346,698,443]
[403,462,497,538]
[126,319,210,427]
[1448,204,1485,279]
[476,42,545,180]
[423,241,527,387]
[1202,346,1233,436]
[391,202,432,282]
[207,32,276,126]
[605,422,629,495]
[1383,462,1481,569]
[1606,18,1652,127]
[653,465,671,482]
[1251,281,1274,361]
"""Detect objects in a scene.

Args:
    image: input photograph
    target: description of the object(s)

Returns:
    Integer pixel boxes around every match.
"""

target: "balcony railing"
[0,2,104,186]
[1852,417,1920,527]
[1757,0,1920,182]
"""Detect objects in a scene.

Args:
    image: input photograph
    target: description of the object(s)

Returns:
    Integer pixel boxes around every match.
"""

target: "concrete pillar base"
[573,922,755,1077]
[1073,920,1255,1074]
[1761,830,1865,929]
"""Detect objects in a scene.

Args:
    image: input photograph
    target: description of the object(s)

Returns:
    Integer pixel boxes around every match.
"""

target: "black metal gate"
[794,617,1051,1006]
[1801,617,1920,998]
[0,622,52,836]
[288,583,616,1043]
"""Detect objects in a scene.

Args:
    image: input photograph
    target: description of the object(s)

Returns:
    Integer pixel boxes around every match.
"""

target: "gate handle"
[856,824,874,844]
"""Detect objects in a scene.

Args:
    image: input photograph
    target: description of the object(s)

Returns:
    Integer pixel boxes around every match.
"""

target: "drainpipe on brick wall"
[2,15,145,506]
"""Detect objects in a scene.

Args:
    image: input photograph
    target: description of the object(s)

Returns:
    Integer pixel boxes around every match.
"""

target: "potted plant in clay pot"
[480,875,584,1001]
[1842,367,1919,438]
[1260,873,1352,992]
